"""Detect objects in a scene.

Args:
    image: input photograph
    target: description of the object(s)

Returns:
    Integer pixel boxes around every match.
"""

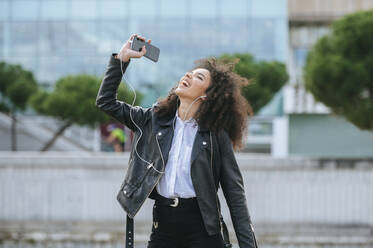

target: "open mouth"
[181,80,190,88]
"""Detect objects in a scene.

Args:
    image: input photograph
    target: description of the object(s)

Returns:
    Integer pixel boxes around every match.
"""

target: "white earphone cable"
[118,56,206,174]
[120,58,163,172]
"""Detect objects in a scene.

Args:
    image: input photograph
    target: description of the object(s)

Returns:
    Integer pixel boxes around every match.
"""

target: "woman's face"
[175,68,211,100]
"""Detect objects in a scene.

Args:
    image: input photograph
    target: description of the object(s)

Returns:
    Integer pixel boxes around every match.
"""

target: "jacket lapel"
[152,112,175,164]
[155,126,174,164]
[190,127,210,166]
[152,110,210,167]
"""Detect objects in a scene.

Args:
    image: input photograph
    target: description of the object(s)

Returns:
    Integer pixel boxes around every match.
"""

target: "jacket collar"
[152,103,209,132]
[158,115,209,132]
[158,115,175,127]
[198,126,209,132]
[152,106,210,168]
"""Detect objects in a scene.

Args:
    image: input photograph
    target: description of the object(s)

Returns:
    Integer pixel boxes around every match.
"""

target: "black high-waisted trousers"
[147,192,225,248]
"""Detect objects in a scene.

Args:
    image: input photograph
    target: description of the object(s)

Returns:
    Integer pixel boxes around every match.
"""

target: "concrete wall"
[1,152,373,247]
[289,114,373,158]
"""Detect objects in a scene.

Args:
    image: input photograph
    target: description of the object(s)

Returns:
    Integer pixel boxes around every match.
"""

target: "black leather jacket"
[96,54,257,248]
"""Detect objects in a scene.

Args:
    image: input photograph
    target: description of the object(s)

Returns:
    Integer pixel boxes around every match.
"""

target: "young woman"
[96,34,258,248]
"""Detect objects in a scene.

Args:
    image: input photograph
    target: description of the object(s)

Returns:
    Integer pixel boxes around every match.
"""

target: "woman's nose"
[185,72,192,78]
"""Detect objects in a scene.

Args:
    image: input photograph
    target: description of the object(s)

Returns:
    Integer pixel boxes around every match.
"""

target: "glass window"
[130,1,157,18]
[9,22,38,57]
[67,22,98,56]
[71,0,97,20]
[94,56,110,76]
[219,19,249,53]
[99,0,127,19]
[190,0,217,18]
[160,0,187,18]
[65,57,85,75]
[127,19,162,47]
[294,47,308,68]
[155,19,188,55]
[248,19,276,60]
[39,56,105,83]
[6,57,38,74]
[12,0,39,20]
[38,22,68,56]
[221,0,247,18]
[250,0,287,18]
[64,57,103,76]
[273,18,288,62]
[293,47,308,84]
[97,21,129,56]
[188,19,219,57]
[0,1,9,21]
[0,24,3,58]
[0,23,11,58]
[38,57,68,84]
[41,0,68,20]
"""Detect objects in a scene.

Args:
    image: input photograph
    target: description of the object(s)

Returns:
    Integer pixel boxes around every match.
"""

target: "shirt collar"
[176,110,198,127]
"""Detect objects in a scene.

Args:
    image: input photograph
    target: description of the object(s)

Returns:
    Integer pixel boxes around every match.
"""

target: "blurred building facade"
[0,0,287,101]
[258,0,373,158]
[0,0,288,151]
[2,0,372,157]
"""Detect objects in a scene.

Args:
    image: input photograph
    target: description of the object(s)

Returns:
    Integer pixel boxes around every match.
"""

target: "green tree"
[304,10,373,130]
[30,74,142,151]
[217,53,288,113]
[0,62,38,150]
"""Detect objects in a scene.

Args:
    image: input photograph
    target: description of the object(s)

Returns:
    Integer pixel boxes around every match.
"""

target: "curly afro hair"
[155,57,253,151]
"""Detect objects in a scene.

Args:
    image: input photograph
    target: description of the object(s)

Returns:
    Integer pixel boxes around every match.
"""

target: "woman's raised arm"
[95,34,152,131]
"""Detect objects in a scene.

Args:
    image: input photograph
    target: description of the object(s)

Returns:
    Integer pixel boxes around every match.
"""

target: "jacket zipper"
[250,223,259,248]
[131,116,176,218]
[130,132,166,218]
[141,118,175,214]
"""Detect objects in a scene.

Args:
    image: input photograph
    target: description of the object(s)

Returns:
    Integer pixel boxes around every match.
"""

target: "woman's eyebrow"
[196,72,206,79]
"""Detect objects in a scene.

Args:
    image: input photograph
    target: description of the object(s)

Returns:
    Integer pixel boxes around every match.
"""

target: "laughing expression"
[175,68,211,100]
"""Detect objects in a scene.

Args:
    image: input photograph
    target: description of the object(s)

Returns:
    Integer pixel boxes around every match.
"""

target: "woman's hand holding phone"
[116,34,152,62]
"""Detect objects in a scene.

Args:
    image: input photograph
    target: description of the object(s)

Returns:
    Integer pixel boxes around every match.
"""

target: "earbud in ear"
[200,95,207,98]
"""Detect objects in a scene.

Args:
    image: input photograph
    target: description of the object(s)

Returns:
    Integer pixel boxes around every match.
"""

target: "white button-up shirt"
[156,111,198,198]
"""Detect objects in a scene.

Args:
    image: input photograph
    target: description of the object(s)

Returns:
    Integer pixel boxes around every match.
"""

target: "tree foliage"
[217,54,288,113]
[30,74,142,128]
[0,62,38,113]
[30,74,142,150]
[0,62,38,150]
[304,10,373,130]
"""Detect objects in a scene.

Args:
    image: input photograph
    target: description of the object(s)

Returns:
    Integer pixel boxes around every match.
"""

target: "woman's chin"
[175,87,187,97]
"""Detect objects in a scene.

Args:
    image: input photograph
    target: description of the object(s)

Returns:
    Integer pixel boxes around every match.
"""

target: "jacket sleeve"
[218,130,257,248]
[96,53,152,131]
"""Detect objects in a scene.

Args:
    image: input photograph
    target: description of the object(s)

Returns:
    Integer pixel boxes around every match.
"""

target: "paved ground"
[1,221,373,247]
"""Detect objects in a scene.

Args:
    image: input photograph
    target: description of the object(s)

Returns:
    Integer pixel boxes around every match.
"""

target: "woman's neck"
[177,98,201,121]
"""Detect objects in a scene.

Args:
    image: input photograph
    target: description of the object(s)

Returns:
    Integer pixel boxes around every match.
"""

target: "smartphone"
[131,36,160,62]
